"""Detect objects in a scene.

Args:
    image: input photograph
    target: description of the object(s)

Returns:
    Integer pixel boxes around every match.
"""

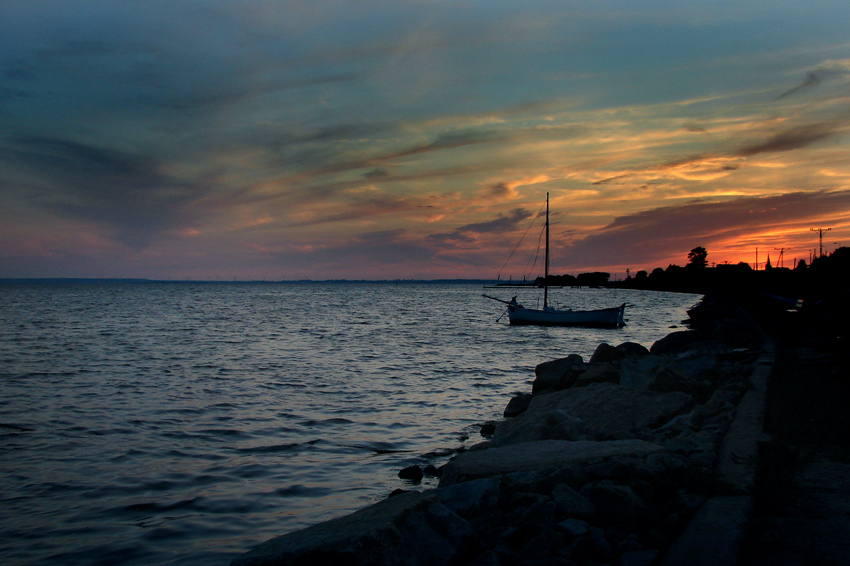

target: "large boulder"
[439,439,665,486]
[580,481,652,526]
[573,363,621,388]
[616,342,651,359]
[231,490,473,566]
[620,356,668,389]
[620,356,712,400]
[650,331,702,355]
[532,354,585,393]
[589,342,651,364]
[504,392,533,417]
[589,343,622,363]
[489,383,694,447]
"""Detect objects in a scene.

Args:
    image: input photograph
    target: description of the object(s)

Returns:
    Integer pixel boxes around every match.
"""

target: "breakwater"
[232,293,775,566]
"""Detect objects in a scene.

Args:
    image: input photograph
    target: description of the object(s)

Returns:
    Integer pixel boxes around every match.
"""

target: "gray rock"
[617,533,643,552]
[650,330,702,354]
[659,495,752,566]
[519,499,557,531]
[232,490,437,566]
[574,362,621,387]
[620,355,668,389]
[520,527,566,560]
[533,355,585,393]
[504,392,533,417]
[490,383,694,447]
[423,464,442,477]
[689,451,717,468]
[616,341,651,359]
[587,525,615,561]
[467,550,500,566]
[439,439,664,486]
[664,430,716,456]
[705,389,743,415]
[491,409,584,446]
[556,517,589,538]
[676,353,718,377]
[589,342,622,363]
[619,549,659,566]
[647,363,708,399]
[580,481,651,526]
[480,422,497,436]
[646,452,692,475]
[654,407,704,438]
[437,476,500,516]
[393,501,473,564]
[551,484,595,517]
[399,464,423,482]
[620,355,711,399]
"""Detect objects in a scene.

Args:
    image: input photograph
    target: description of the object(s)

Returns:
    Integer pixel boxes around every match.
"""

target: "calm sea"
[0,282,700,565]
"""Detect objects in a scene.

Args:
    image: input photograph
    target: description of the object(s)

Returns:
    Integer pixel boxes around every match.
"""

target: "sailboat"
[483,193,626,327]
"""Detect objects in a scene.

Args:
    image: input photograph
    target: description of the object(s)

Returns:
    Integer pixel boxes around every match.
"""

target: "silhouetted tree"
[576,272,610,286]
[687,246,708,269]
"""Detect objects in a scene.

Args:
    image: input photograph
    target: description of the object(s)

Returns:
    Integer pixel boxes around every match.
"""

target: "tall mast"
[543,192,549,309]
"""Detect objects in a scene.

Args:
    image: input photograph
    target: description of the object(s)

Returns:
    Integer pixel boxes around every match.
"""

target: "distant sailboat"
[484,193,626,327]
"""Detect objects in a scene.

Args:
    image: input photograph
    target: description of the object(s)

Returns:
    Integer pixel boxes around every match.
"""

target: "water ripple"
[0,282,699,566]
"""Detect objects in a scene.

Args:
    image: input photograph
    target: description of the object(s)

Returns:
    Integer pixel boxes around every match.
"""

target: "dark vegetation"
[544,246,850,300]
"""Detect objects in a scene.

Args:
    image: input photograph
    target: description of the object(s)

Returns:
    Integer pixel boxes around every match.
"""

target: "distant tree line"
[617,245,850,297]
[541,245,850,298]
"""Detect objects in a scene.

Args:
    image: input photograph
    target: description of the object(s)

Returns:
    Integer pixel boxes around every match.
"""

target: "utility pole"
[811,227,832,257]
[774,248,786,268]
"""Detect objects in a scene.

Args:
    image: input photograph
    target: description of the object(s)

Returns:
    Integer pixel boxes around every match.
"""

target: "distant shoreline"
[0,278,499,285]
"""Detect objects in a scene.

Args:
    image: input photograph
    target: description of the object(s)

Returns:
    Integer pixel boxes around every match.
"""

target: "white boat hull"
[508,303,626,327]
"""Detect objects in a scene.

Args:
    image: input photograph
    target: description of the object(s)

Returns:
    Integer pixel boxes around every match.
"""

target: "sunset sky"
[1,1,849,280]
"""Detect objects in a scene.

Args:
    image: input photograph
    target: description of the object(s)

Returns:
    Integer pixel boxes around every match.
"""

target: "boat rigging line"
[495,201,547,281]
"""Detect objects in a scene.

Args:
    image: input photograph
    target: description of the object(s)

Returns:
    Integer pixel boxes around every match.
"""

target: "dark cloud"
[485,182,511,198]
[776,67,848,100]
[384,130,505,161]
[458,208,534,234]
[2,137,206,248]
[363,168,389,180]
[735,122,839,156]
[592,173,635,186]
[425,208,536,250]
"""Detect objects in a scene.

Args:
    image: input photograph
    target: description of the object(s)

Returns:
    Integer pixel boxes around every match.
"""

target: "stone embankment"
[233,296,772,566]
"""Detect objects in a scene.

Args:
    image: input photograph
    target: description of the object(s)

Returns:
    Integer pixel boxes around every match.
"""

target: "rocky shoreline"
[230,294,798,566]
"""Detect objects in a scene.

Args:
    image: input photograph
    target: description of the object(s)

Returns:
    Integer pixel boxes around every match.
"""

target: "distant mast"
[543,192,549,309]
